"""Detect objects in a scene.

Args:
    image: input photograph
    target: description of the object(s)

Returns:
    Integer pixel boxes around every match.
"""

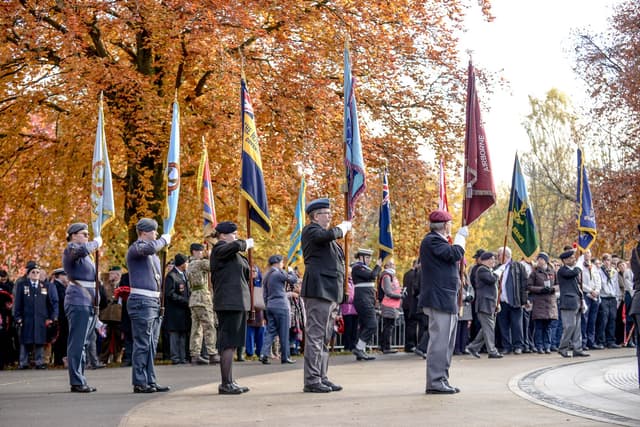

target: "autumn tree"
[0,1,492,272]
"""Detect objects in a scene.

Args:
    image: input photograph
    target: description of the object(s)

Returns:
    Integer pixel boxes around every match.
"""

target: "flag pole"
[342,38,351,301]
[246,201,255,321]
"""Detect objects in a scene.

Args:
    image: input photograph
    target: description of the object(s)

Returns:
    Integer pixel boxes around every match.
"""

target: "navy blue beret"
[559,249,575,260]
[190,243,205,252]
[305,198,330,215]
[268,254,283,265]
[215,221,237,234]
[136,218,158,232]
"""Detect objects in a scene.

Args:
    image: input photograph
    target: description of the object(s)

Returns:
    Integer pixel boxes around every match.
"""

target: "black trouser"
[381,317,395,351]
[404,313,419,351]
[353,287,377,345]
[416,313,429,352]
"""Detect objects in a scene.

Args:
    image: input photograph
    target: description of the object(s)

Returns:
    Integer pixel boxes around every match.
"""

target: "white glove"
[457,226,469,238]
[245,238,254,250]
[93,236,103,248]
[287,267,294,273]
[336,221,352,236]
[453,232,466,250]
[494,264,506,276]
[161,233,172,246]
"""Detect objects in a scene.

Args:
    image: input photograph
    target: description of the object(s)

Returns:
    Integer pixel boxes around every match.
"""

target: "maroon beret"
[429,210,452,223]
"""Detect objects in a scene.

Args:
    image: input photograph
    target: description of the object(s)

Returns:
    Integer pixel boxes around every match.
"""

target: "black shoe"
[35,364,47,370]
[426,386,458,394]
[281,358,296,364]
[558,350,571,358]
[236,356,246,362]
[209,354,221,364]
[133,385,156,394]
[590,344,604,350]
[259,355,271,365]
[191,355,209,365]
[536,349,544,354]
[17,365,30,370]
[465,347,480,359]
[322,380,343,391]
[70,384,97,393]
[218,383,243,395]
[232,382,250,393]
[488,352,503,359]
[303,382,332,393]
[120,360,132,367]
[607,343,621,349]
[90,363,106,370]
[573,351,590,357]
[382,349,398,354]
[150,383,170,392]
[352,348,375,361]
[523,348,532,354]
[414,349,427,359]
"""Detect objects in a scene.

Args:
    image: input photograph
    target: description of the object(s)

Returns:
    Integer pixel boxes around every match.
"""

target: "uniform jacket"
[402,267,420,317]
[527,266,559,320]
[210,239,250,311]
[301,222,345,303]
[263,267,298,311]
[186,258,212,308]
[419,231,465,314]
[13,278,58,344]
[474,264,498,315]
[126,237,168,293]
[63,240,99,307]
[557,265,583,311]
[629,243,640,316]
[164,267,191,331]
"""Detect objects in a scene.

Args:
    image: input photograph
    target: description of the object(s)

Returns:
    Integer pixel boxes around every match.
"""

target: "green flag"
[508,155,539,258]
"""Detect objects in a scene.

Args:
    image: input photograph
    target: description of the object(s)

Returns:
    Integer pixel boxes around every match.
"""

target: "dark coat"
[13,278,58,345]
[473,264,498,315]
[211,240,250,311]
[497,260,529,307]
[629,243,640,316]
[557,265,583,311]
[301,222,345,303]
[164,267,191,331]
[527,266,559,320]
[402,267,421,316]
[418,231,465,314]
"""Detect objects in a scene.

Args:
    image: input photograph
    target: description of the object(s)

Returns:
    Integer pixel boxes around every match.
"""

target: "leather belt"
[130,288,160,298]
[354,282,375,288]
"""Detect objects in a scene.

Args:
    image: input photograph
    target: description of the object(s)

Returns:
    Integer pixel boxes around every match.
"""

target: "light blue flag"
[577,148,596,250]
[91,93,115,238]
[163,99,181,235]
[287,176,306,270]
[344,45,366,220]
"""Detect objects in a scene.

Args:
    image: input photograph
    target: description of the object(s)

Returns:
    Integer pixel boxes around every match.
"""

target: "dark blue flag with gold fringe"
[378,168,393,263]
[576,148,596,250]
[239,78,271,234]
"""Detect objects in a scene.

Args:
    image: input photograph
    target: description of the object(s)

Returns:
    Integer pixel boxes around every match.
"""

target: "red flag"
[438,156,449,212]
[463,61,496,225]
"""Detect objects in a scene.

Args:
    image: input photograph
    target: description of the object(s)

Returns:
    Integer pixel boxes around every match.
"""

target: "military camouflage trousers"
[189,306,218,356]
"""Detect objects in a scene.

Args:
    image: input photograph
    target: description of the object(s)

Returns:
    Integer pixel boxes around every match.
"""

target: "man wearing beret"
[186,242,219,365]
[351,248,381,361]
[419,209,467,394]
[51,268,69,367]
[629,224,640,387]
[557,249,590,358]
[260,254,298,365]
[61,222,101,391]
[301,198,351,393]
[126,218,172,393]
[164,253,190,365]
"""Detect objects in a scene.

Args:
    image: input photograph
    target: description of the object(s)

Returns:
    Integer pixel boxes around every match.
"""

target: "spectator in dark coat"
[495,247,529,354]
[164,254,190,365]
[527,253,558,354]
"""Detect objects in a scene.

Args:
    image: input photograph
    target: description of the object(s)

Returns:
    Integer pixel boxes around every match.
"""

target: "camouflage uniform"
[187,258,218,357]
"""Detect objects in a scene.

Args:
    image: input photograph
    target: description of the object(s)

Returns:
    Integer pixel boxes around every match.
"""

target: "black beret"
[536,252,550,263]
[66,222,88,241]
[0,270,7,278]
[559,249,575,260]
[53,268,66,276]
[174,253,188,267]
[190,243,205,252]
[356,248,374,257]
[215,221,237,234]
[136,218,158,232]
[268,254,283,265]
[472,249,486,259]
[305,198,330,215]
[479,251,495,261]
[25,260,39,274]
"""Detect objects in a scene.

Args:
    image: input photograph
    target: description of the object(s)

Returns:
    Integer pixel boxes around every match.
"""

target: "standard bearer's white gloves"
[245,238,255,250]
[336,221,352,236]
[453,232,466,250]
[93,236,103,248]
[161,233,172,246]
[457,226,469,238]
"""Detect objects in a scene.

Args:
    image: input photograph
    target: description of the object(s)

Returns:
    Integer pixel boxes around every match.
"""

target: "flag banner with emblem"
[91,92,115,238]
[163,99,181,235]
[508,154,539,258]
[287,175,306,270]
[197,144,217,238]
[378,168,393,263]
[577,148,597,250]
[344,46,366,220]
[438,156,449,212]
[239,78,271,234]
[463,61,496,226]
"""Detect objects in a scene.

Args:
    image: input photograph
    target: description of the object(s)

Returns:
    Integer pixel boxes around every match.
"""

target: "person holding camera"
[527,252,559,354]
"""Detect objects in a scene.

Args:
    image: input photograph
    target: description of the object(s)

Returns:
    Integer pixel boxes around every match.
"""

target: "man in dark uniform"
[164,253,190,365]
[351,248,381,361]
[419,210,467,394]
[126,218,172,394]
[51,268,69,367]
[557,249,590,358]
[301,198,351,393]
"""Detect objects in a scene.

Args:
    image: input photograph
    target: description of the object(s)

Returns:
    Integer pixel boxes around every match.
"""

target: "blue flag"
[577,148,596,250]
[287,176,306,270]
[163,99,181,235]
[239,79,271,234]
[508,154,539,258]
[344,46,366,220]
[378,168,393,263]
[91,93,115,238]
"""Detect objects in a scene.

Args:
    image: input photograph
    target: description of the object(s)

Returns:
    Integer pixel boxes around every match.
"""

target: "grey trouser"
[424,307,457,390]
[303,297,338,386]
[559,308,582,351]
[466,311,497,354]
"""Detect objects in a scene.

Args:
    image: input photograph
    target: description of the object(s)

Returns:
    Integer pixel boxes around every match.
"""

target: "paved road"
[1,348,637,427]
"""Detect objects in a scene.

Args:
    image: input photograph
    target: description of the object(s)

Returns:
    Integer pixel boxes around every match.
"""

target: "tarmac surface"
[1,348,638,427]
